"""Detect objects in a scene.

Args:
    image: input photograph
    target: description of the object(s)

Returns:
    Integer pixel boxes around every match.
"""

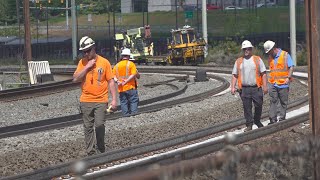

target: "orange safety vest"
[114,60,137,92]
[268,51,289,85]
[236,55,263,89]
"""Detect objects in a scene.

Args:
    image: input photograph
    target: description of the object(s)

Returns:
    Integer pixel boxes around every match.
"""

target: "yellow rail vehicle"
[167,26,206,65]
[114,26,153,64]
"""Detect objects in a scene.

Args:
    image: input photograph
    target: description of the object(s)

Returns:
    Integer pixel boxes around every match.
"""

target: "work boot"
[255,121,264,128]
[268,119,276,125]
[244,126,252,132]
[268,122,274,125]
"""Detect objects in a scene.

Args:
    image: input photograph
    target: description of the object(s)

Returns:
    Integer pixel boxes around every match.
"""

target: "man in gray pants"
[73,36,117,155]
[264,40,294,124]
[231,40,268,132]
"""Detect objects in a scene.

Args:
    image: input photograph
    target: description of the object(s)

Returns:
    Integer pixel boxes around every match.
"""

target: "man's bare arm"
[108,79,117,109]
[261,71,268,94]
[73,67,90,82]
[288,66,294,78]
[73,59,96,82]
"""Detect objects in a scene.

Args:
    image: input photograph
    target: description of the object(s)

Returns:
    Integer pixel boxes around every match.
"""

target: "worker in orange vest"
[231,40,268,132]
[264,40,294,124]
[113,48,139,116]
[73,36,117,156]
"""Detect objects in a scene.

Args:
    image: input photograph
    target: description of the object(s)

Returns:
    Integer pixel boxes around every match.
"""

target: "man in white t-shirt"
[231,40,268,132]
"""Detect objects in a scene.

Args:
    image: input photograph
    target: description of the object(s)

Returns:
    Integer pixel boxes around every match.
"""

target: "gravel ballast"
[0,67,309,178]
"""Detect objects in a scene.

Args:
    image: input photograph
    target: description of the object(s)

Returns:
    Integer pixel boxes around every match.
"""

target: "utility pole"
[197,0,199,32]
[113,0,116,37]
[305,0,320,179]
[71,0,77,61]
[23,0,32,64]
[66,0,69,29]
[289,0,296,66]
[16,0,21,53]
[202,0,208,57]
[46,6,49,42]
[108,0,111,57]
[142,0,145,27]
[146,1,149,25]
[175,0,178,29]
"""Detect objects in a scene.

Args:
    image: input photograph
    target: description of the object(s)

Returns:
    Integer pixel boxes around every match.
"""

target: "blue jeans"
[119,89,139,116]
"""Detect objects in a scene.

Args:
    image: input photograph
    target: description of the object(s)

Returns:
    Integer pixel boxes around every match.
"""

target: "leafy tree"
[0,0,17,25]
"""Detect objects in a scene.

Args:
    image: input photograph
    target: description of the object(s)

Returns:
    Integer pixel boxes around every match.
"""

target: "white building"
[121,0,276,13]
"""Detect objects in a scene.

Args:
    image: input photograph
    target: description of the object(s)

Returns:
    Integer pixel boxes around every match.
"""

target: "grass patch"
[31,6,306,37]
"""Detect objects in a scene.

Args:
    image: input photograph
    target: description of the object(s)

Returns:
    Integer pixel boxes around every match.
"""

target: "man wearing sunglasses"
[231,40,268,132]
[73,36,117,156]
[264,40,294,125]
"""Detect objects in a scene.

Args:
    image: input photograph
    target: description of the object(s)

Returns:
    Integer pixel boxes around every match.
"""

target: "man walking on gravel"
[73,36,117,156]
[113,48,139,116]
[231,40,268,132]
[263,40,294,125]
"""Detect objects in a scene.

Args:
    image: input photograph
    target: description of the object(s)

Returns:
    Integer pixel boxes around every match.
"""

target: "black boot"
[255,121,264,128]
[244,125,253,132]
[268,120,276,125]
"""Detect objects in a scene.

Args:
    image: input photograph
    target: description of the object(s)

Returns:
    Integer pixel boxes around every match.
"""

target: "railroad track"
[0,66,223,101]
[1,71,309,180]
[0,79,79,102]
[0,71,229,139]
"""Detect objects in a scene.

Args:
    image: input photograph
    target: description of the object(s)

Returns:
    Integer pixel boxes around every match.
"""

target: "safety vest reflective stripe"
[269,52,287,73]
[273,76,289,80]
[268,51,289,85]
[115,61,131,81]
[236,55,262,89]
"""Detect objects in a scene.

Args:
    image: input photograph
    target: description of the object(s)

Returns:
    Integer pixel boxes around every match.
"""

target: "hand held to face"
[85,59,96,69]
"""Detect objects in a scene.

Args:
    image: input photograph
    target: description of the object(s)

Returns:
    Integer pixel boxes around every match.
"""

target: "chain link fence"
[0,2,307,65]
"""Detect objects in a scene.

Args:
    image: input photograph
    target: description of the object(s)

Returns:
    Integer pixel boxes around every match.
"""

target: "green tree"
[0,0,17,25]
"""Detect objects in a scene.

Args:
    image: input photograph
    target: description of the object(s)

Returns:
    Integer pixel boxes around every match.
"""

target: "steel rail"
[2,94,307,180]
[0,69,186,102]
[110,120,316,180]
[0,72,229,139]
[0,74,229,180]
[72,97,311,180]
[52,75,310,179]
[0,79,78,102]
[0,68,307,180]
[0,82,187,139]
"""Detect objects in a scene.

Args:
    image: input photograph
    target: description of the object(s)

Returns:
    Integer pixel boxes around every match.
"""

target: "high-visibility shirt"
[74,55,114,103]
[236,55,263,89]
[113,60,137,93]
[268,50,289,85]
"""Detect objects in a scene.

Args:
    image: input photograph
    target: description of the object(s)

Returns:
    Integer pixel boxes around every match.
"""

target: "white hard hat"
[263,40,275,53]
[79,36,95,51]
[241,40,253,49]
[129,54,135,61]
[121,48,131,56]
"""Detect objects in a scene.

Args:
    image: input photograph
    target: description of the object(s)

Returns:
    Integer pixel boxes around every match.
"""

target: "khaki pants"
[80,102,107,155]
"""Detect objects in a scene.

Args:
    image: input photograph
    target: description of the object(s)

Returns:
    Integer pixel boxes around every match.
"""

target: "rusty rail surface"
[110,133,319,180]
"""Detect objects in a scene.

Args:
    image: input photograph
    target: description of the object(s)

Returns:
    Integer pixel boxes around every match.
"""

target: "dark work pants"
[80,102,107,155]
[240,87,264,127]
[268,84,289,122]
